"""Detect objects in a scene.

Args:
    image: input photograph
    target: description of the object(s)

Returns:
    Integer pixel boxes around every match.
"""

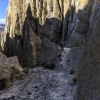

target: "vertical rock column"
[4,0,41,67]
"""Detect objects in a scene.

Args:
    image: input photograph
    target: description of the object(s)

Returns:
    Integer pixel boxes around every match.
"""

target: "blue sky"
[0,0,9,24]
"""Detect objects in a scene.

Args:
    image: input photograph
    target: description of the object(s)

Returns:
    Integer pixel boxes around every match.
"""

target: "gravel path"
[0,49,77,100]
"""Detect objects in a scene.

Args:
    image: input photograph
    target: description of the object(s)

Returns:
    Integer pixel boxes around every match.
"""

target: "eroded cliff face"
[4,0,91,44]
[2,0,100,99]
[78,0,100,99]
[3,0,93,67]
[3,0,42,67]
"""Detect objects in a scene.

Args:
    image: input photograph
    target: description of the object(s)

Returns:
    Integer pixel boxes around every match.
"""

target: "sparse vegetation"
[72,75,78,83]
[23,68,31,74]
[68,67,75,75]
[4,79,11,88]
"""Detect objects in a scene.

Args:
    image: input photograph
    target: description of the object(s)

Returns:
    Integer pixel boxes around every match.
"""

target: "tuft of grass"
[23,68,31,74]
[0,79,11,90]
[72,75,78,83]
[68,67,75,75]
[4,79,11,88]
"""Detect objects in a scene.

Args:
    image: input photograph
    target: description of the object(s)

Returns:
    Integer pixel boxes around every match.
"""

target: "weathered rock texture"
[4,0,91,45]
[78,0,100,99]
[3,0,92,68]
[0,24,5,51]
[37,38,61,69]
[4,4,42,67]
[2,0,100,99]
[0,53,24,89]
[56,47,83,72]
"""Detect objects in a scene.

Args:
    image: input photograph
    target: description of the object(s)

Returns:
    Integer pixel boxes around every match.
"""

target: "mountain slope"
[0,24,5,32]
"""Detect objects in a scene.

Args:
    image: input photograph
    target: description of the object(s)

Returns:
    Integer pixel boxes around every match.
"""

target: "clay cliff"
[3,0,92,67]
[0,0,100,100]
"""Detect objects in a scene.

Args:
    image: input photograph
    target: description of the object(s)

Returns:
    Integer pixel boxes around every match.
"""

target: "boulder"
[0,53,24,89]
[37,38,61,69]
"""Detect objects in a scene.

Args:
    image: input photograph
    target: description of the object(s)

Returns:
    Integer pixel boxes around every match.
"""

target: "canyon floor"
[0,48,77,100]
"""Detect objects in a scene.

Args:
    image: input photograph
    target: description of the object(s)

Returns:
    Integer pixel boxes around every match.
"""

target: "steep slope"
[0,52,25,90]
[78,0,100,99]
[3,0,92,68]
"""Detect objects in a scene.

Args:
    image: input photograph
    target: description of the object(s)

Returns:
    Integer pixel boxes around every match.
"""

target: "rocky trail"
[0,48,77,100]
[0,69,77,100]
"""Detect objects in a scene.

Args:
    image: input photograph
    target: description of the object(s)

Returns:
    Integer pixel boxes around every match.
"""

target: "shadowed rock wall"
[78,0,100,99]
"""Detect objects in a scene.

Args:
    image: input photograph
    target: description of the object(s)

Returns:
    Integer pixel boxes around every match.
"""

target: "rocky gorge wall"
[1,0,100,99]
[3,0,92,67]
[78,0,100,99]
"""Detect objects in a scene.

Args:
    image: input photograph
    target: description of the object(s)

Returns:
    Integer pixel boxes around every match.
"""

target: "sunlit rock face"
[3,0,42,67]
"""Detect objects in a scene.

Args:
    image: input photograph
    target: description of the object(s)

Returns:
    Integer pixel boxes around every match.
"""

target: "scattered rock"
[0,68,77,100]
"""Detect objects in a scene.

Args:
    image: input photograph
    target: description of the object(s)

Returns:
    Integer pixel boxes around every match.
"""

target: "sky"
[0,0,9,24]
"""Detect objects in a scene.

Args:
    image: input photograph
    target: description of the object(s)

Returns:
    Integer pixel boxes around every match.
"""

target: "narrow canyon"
[0,0,100,100]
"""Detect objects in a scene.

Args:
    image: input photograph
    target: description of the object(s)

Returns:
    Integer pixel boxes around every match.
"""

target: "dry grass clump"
[72,75,78,83]
[68,67,75,75]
